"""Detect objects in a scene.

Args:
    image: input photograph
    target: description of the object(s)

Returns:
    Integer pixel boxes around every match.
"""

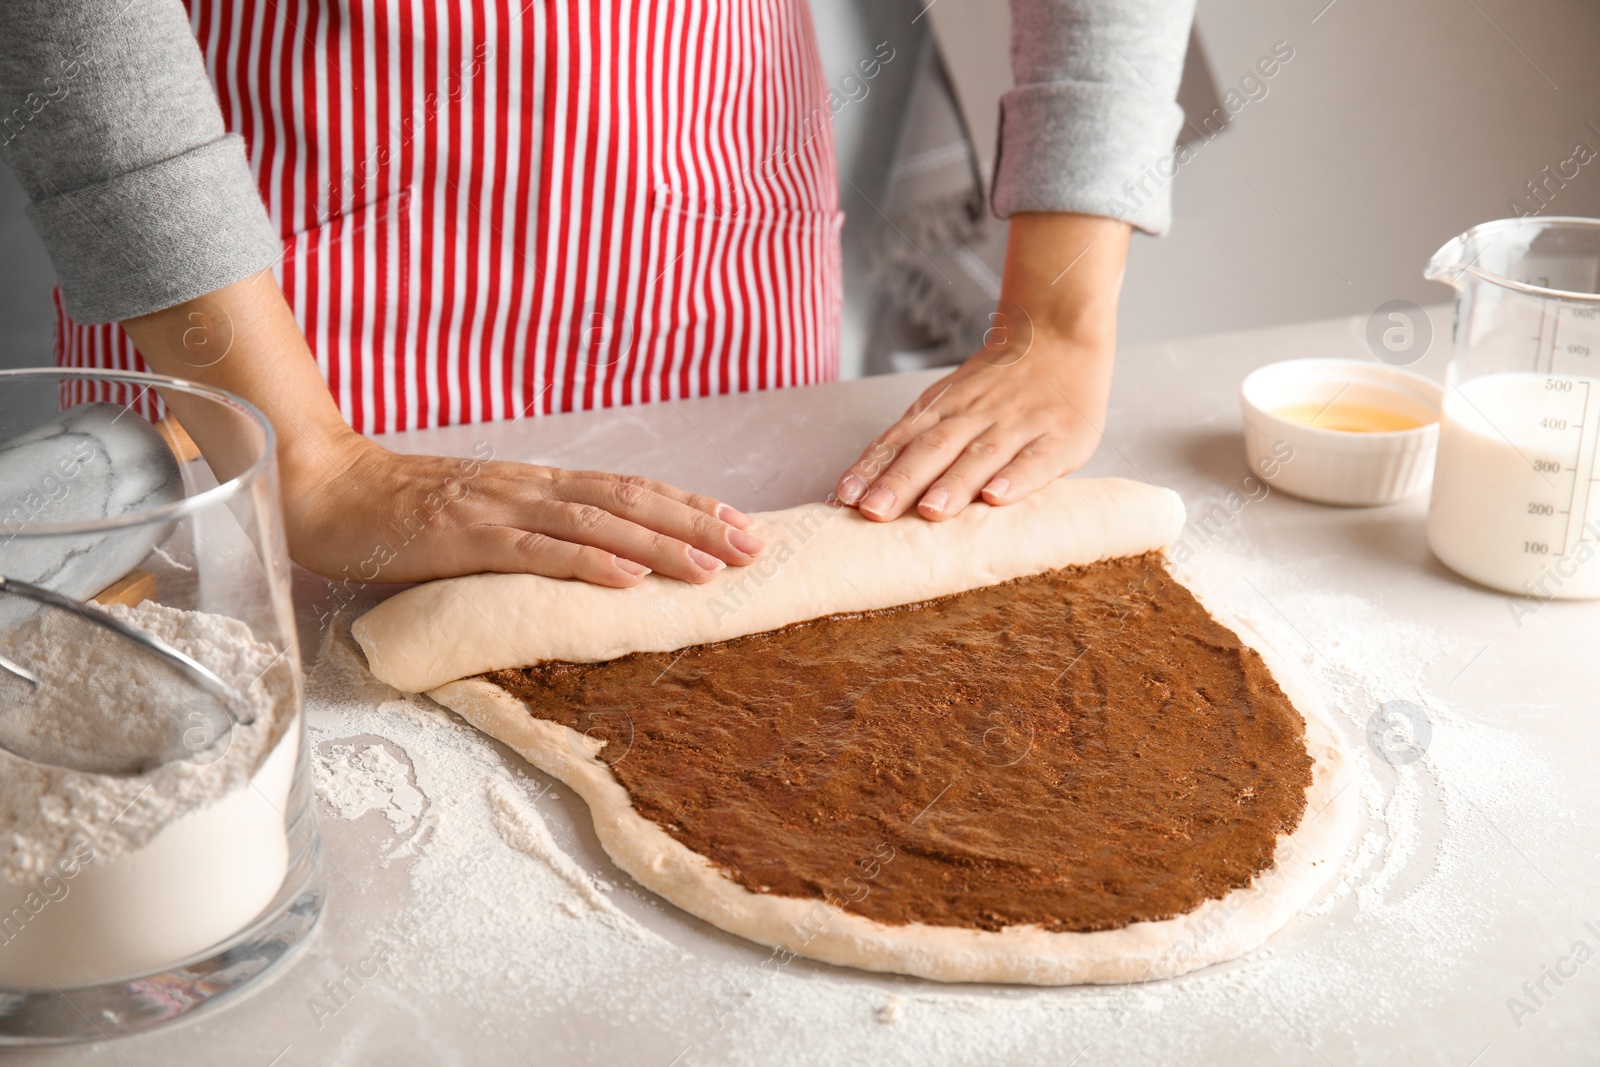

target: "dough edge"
[429,597,1358,986]
[353,477,1188,693]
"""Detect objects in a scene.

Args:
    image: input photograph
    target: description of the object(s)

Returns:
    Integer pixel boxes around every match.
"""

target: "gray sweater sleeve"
[995,0,1197,235]
[0,0,280,324]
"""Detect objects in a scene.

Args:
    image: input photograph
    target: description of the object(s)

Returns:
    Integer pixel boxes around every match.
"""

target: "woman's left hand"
[833,211,1131,522]
[833,330,1113,521]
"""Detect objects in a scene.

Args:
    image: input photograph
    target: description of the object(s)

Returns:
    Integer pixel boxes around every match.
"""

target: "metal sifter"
[0,575,253,776]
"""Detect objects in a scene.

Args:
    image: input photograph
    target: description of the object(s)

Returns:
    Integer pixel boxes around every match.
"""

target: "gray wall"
[809,0,928,380]
[1119,0,1600,345]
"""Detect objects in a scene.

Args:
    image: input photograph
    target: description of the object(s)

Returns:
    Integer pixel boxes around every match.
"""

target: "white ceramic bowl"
[1240,358,1442,507]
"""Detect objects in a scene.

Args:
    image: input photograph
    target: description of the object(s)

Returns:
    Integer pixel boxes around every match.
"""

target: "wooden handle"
[157,416,202,463]
[92,569,157,608]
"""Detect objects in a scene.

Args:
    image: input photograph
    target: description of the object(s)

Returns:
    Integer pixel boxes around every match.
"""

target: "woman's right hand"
[283,435,765,587]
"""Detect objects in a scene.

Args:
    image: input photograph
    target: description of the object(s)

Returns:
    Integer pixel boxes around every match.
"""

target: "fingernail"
[982,477,1010,502]
[728,528,765,556]
[838,475,867,505]
[861,487,895,517]
[717,503,754,530]
[687,547,726,572]
[920,487,950,514]
[613,557,651,577]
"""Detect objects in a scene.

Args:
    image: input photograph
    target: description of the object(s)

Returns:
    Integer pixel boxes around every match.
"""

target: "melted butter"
[1272,401,1426,433]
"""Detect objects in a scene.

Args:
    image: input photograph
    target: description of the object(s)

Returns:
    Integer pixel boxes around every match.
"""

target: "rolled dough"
[352,476,1357,984]
[352,477,1186,692]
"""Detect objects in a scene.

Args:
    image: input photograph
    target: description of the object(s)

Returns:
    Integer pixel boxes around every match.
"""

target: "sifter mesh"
[0,577,249,776]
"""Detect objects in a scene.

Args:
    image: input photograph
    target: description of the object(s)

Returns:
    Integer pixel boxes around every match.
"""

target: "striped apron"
[57,0,843,433]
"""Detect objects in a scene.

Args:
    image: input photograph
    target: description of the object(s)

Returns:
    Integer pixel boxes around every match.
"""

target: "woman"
[0,0,1193,587]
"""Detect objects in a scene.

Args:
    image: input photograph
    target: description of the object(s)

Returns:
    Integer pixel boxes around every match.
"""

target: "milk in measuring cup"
[1428,372,1600,597]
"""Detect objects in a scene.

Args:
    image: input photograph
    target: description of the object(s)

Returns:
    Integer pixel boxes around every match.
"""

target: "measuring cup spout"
[1424,232,1471,288]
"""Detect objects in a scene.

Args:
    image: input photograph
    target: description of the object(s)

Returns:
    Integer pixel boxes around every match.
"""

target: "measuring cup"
[1425,216,1600,598]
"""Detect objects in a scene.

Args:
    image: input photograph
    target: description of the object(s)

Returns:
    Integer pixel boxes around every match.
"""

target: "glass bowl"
[0,368,322,1045]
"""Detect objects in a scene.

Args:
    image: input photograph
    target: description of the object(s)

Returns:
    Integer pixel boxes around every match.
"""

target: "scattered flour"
[305,618,675,968]
[0,598,292,885]
[486,771,668,943]
[315,741,427,834]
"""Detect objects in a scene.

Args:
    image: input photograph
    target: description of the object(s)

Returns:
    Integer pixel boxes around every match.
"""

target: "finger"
[857,417,990,522]
[979,434,1074,507]
[833,382,959,505]
[518,500,727,583]
[557,477,763,564]
[915,429,1022,521]
[834,430,913,507]
[575,470,753,529]
[476,528,651,588]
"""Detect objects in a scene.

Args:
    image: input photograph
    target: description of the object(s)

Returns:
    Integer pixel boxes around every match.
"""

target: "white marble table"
[22,309,1600,1066]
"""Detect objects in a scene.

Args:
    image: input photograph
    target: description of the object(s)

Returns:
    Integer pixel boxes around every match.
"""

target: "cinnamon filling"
[484,555,1312,933]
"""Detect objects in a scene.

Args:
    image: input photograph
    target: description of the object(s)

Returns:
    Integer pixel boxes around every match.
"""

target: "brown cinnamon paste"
[484,554,1312,933]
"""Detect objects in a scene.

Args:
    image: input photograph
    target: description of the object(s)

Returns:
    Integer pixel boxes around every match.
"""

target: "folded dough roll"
[352,477,1187,693]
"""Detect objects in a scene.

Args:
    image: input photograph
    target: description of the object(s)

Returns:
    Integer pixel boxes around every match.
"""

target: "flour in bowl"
[0,599,300,988]
[0,599,292,884]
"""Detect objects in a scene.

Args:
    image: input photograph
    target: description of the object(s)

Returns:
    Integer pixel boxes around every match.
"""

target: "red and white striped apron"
[57,0,843,433]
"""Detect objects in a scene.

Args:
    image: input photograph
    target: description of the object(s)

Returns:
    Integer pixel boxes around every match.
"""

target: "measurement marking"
[1552,304,1569,376]
[1534,301,1550,374]
[1552,378,1596,554]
